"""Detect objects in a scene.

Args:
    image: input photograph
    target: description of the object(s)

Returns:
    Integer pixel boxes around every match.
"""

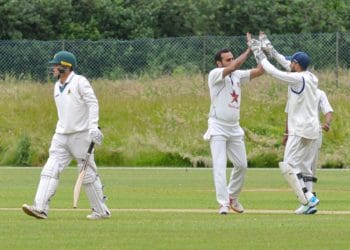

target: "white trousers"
[307,133,322,192]
[310,133,323,176]
[49,131,95,170]
[210,135,247,207]
[284,135,318,192]
[33,131,108,214]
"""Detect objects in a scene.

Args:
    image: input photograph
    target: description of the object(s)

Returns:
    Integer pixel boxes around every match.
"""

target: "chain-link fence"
[0,32,349,82]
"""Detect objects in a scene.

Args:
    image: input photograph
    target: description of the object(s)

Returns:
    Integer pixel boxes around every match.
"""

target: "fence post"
[335,31,339,88]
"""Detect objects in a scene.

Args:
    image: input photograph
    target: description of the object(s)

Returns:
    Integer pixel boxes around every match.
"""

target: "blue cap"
[290,51,310,70]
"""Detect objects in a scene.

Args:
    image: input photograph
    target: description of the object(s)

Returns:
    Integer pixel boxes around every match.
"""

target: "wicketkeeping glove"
[89,127,104,145]
[259,32,277,58]
[248,39,266,64]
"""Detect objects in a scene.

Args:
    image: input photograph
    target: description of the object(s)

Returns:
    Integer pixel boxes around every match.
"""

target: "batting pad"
[84,177,109,215]
[279,162,308,205]
[34,158,61,212]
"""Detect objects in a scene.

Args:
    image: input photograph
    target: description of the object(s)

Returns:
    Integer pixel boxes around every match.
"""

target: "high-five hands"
[259,31,277,58]
[247,32,266,64]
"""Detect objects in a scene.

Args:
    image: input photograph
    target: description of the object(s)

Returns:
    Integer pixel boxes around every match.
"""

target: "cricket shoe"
[229,197,244,213]
[218,206,229,215]
[295,196,319,215]
[22,204,48,219]
[307,195,320,207]
[295,205,318,215]
[87,210,111,220]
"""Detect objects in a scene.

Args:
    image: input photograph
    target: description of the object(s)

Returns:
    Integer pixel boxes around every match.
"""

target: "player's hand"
[246,32,252,47]
[248,38,266,64]
[259,31,276,58]
[89,127,104,145]
[322,123,330,132]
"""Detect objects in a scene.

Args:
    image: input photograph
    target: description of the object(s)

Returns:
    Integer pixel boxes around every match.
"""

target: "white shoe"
[87,210,111,220]
[22,204,48,219]
[229,197,244,213]
[295,204,318,215]
[218,206,229,215]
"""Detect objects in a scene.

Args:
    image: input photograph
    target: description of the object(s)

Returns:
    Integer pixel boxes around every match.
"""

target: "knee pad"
[81,167,98,185]
[34,158,61,212]
[279,162,307,205]
[78,159,98,184]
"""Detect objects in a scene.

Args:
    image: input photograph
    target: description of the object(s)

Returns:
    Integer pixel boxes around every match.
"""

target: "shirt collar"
[63,71,75,85]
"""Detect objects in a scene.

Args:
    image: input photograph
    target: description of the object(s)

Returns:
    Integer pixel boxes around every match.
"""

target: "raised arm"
[259,31,291,71]
[222,48,251,78]
[249,63,265,80]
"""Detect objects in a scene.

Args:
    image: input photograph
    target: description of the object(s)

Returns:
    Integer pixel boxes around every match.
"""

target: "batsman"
[22,51,111,220]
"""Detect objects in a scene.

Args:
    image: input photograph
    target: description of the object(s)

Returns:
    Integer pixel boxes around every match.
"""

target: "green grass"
[0,167,350,250]
[0,70,349,167]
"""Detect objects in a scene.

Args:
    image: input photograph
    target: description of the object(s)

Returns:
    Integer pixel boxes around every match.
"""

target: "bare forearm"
[324,112,333,125]
[235,48,251,68]
[322,112,333,132]
[222,48,251,78]
[250,64,265,79]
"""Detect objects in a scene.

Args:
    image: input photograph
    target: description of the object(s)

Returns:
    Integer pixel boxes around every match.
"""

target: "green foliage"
[322,160,344,169]
[248,153,280,168]
[131,151,192,167]
[217,0,350,35]
[0,72,349,168]
[15,135,31,166]
[1,0,350,40]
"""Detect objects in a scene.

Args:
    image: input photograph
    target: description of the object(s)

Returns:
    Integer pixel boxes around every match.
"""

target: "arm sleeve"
[235,69,251,84]
[261,58,304,88]
[284,100,289,113]
[274,52,292,72]
[208,68,224,86]
[319,91,334,114]
[78,77,99,129]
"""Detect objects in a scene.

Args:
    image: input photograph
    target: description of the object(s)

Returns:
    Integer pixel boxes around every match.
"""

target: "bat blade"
[73,141,94,208]
[73,169,86,208]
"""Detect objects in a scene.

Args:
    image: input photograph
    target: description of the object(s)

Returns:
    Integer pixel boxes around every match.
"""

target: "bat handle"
[87,142,95,154]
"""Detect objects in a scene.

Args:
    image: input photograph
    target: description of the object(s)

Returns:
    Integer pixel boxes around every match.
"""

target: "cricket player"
[309,88,333,190]
[283,88,333,213]
[22,51,111,220]
[248,32,320,214]
[204,33,264,215]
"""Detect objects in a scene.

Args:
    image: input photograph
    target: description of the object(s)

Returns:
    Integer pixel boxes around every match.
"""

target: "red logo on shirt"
[230,90,239,103]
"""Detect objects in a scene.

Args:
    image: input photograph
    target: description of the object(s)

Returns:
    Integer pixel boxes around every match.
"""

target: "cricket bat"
[73,142,95,208]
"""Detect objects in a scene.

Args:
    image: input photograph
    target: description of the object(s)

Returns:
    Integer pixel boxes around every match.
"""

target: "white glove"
[248,39,266,64]
[89,127,104,145]
[259,32,277,58]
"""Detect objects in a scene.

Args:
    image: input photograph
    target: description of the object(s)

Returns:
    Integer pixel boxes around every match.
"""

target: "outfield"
[1,167,350,250]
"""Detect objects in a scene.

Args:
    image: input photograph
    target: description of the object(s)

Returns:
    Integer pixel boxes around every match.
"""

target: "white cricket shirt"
[261,58,319,139]
[54,72,99,134]
[204,67,250,139]
[317,89,333,116]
